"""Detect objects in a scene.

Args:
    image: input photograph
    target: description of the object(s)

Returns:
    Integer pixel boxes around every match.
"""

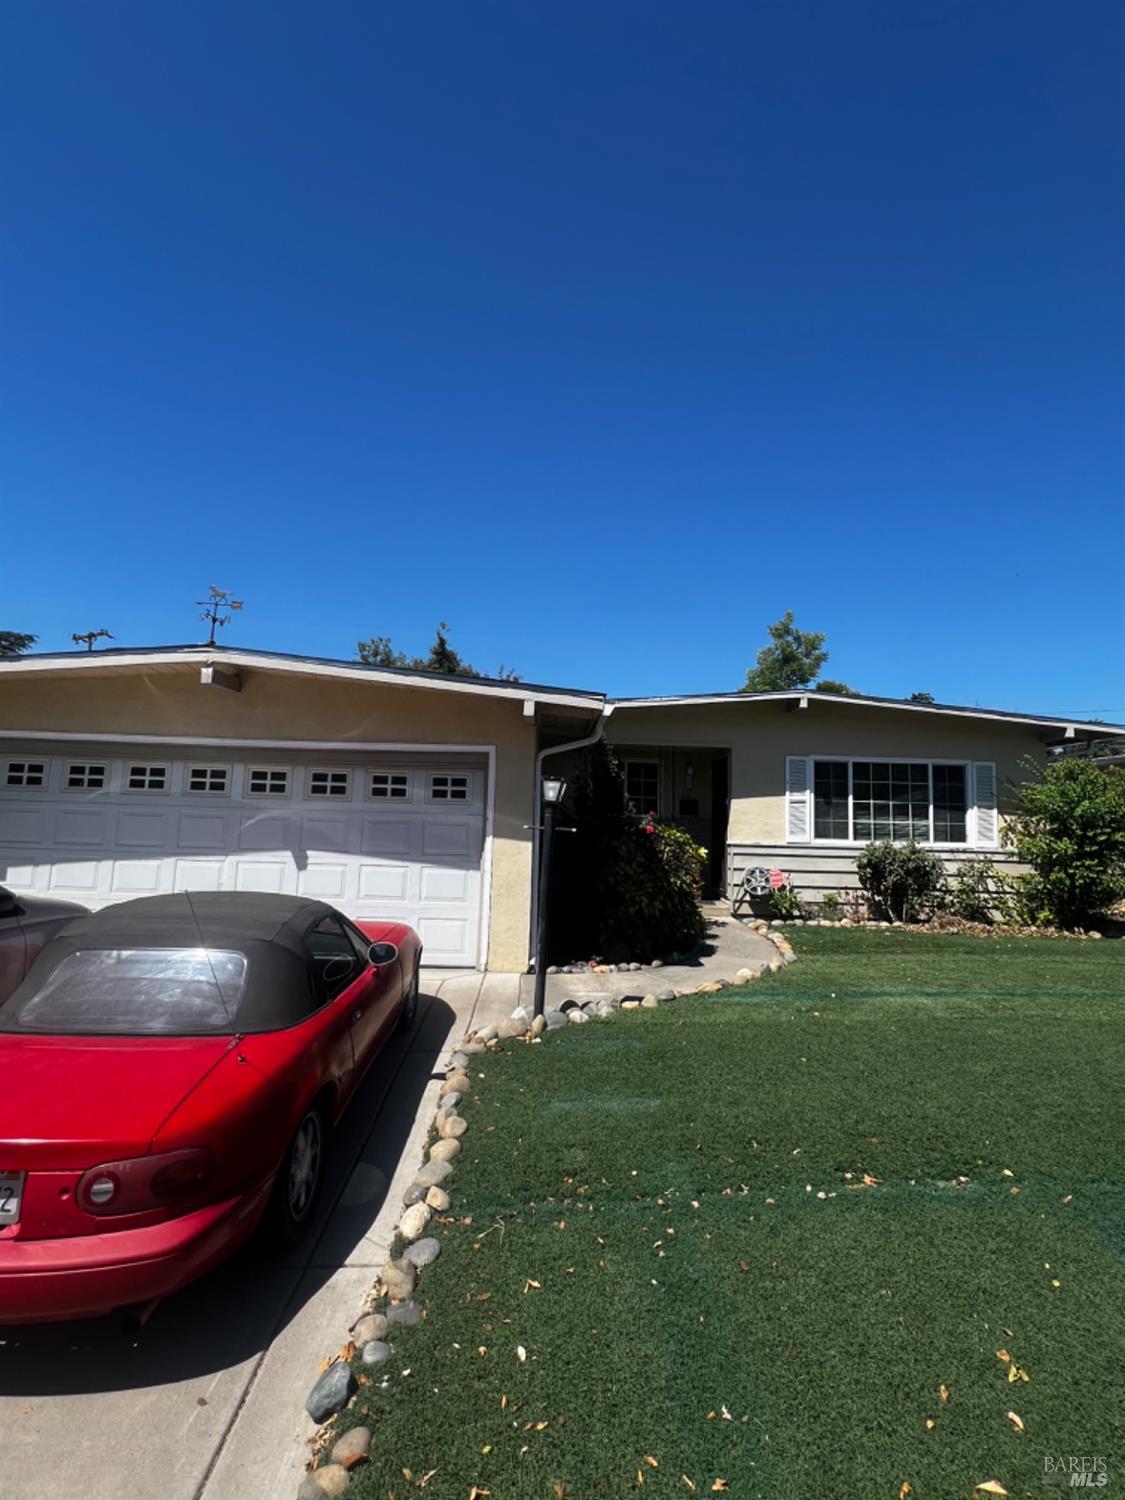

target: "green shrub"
[948,857,1000,923]
[820,891,842,920]
[856,840,946,922]
[770,883,805,920]
[1005,758,1125,928]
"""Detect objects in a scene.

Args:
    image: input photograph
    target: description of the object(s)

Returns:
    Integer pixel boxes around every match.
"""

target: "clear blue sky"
[3,2,1122,716]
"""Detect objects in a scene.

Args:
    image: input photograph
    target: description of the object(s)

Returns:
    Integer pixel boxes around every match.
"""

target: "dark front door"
[708,753,730,898]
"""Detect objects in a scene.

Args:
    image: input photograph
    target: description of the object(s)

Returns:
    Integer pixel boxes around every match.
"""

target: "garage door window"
[65,763,107,790]
[309,770,351,798]
[6,760,46,788]
[368,771,410,800]
[429,773,470,802]
[126,765,168,792]
[247,768,290,797]
[187,766,230,795]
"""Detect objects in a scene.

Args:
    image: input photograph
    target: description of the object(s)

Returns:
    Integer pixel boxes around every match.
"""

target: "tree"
[816,679,860,697]
[0,632,37,657]
[909,691,935,704]
[356,622,519,681]
[741,611,829,692]
[1005,758,1125,928]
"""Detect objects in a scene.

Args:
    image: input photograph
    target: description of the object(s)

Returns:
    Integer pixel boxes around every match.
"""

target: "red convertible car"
[0,891,421,1324]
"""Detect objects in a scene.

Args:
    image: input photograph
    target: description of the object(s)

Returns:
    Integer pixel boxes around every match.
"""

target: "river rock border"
[296,926,796,1495]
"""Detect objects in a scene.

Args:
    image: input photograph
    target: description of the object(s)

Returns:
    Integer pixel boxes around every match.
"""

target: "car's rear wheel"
[397,955,421,1033]
[264,1104,326,1249]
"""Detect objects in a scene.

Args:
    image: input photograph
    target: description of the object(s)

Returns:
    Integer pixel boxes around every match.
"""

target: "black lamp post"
[532,775,567,1020]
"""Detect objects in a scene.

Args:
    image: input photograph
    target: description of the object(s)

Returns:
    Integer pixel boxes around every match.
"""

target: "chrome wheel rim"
[289,1113,322,1221]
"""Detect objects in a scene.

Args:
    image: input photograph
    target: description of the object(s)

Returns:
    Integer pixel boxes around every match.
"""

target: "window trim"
[366,769,413,803]
[623,758,661,816]
[185,764,233,797]
[63,761,108,792]
[124,763,170,795]
[809,756,973,848]
[426,771,472,805]
[307,767,353,799]
[4,759,49,791]
[244,766,292,799]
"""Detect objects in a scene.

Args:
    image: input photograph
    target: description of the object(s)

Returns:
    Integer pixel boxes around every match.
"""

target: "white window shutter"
[973,762,998,846]
[785,756,811,843]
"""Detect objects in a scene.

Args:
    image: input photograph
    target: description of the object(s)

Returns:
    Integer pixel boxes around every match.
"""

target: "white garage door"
[0,751,487,967]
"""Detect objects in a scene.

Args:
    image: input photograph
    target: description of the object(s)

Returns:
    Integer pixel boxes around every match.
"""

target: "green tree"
[909,691,936,704]
[816,679,860,696]
[741,612,828,692]
[1006,758,1125,928]
[355,622,519,681]
[0,632,37,657]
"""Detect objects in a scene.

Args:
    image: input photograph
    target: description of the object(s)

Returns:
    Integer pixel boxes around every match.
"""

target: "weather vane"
[71,629,114,652]
[197,585,244,645]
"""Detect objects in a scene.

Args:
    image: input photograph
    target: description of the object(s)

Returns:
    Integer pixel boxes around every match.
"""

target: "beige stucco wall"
[608,698,1049,845]
[0,664,537,971]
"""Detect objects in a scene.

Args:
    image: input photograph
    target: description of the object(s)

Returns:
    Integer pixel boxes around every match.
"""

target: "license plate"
[0,1173,24,1225]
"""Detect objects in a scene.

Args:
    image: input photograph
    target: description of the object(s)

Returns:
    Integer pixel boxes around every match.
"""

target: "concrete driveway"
[0,971,517,1500]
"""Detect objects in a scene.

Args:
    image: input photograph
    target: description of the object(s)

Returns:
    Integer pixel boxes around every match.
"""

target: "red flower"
[645,823,655,833]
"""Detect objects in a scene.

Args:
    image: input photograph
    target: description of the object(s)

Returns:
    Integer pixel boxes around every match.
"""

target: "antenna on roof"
[71,629,114,652]
[197,586,244,645]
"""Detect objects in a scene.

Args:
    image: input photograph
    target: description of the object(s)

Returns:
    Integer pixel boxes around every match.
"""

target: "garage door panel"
[419,865,473,902]
[357,863,411,902]
[238,812,298,852]
[53,807,110,846]
[173,858,224,892]
[415,916,473,960]
[177,811,231,851]
[301,814,355,854]
[48,860,101,894]
[116,809,169,847]
[360,817,418,859]
[298,862,350,900]
[110,859,164,895]
[0,807,47,845]
[421,819,479,860]
[233,859,289,893]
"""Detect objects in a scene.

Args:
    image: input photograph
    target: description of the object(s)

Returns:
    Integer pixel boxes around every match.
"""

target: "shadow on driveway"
[0,989,456,1398]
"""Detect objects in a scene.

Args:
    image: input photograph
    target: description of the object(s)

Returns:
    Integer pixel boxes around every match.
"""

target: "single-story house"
[0,646,1120,970]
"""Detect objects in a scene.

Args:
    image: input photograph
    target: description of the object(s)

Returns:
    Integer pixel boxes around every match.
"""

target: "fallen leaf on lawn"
[995,1348,1011,1363]
[500,1394,508,1410]
[644,1456,659,1467]
[682,1479,697,1491]
[636,1470,644,1486]
[481,1445,492,1455]
[1051,1279,1061,1288]
[1007,1411,1024,1433]
[554,1486,566,1500]
[925,1418,935,1431]
[939,1384,950,1403]
[899,1485,912,1499]
[478,1346,488,1356]
[419,1470,438,1487]
[523,1279,541,1293]
[1001,1168,1014,1179]
[1008,1364,1029,1384]
[1061,1194,1072,1204]
[516,1345,527,1362]
[721,1404,732,1421]
[468,1488,492,1499]
[972,1484,1008,1497]
[706,1410,717,1421]
[535,1421,548,1431]
[711,1482,729,1493]
[862,1173,879,1186]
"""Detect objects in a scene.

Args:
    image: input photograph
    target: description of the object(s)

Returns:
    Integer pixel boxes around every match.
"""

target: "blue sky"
[3,1,1122,716]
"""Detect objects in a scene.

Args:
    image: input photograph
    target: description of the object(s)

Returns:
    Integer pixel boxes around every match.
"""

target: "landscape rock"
[546,966,559,975]
[413,1158,454,1189]
[425,1185,451,1211]
[330,1425,373,1469]
[401,1181,427,1208]
[440,1090,462,1109]
[449,1051,469,1070]
[385,1300,423,1327]
[650,958,663,968]
[567,1007,590,1023]
[360,1338,392,1366]
[380,1258,417,1301]
[306,1464,350,1497]
[641,996,659,1008]
[298,1477,328,1500]
[399,1202,432,1241]
[496,1017,526,1039]
[767,959,784,974]
[461,1041,487,1055]
[657,988,676,1002]
[510,1005,532,1023]
[544,1009,568,1030]
[696,981,724,993]
[440,1112,469,1138]
[429,1137,462,1163]
[530,1014,547,1037]
[441,1072,470,1097]
[476,1025,498,1043]
[621,999,641,1008]
[628,962,642,971]
[352,1312,387,1345]
[403,1236,442,1267]
[305,1362,356,1424]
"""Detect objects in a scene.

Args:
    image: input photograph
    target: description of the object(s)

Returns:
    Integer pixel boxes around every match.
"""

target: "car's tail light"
[77,1149,216,1217]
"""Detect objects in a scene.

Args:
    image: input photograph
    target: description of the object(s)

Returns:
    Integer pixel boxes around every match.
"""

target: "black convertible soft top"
[0,892,348,1035]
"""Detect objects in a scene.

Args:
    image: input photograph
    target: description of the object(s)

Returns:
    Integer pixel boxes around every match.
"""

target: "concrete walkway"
[517,915,777,1009]
[0,971,516,1500]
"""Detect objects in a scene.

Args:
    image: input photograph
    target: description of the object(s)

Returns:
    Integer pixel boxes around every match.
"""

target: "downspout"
[529,704,613,965]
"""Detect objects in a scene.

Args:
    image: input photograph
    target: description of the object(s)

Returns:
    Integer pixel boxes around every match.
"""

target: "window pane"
[933,765,967,841]
[11,949,245,1035]
[814,760,849,839]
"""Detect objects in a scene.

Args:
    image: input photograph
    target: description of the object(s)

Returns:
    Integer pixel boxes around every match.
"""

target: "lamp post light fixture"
[532,775,568,1020]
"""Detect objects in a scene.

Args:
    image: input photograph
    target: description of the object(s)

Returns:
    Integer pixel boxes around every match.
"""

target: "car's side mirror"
[368,941,399,967]
[0,886,18,918]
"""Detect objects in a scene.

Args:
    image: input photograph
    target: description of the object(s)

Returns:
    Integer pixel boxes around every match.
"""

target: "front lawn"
[339,930,1125,1499]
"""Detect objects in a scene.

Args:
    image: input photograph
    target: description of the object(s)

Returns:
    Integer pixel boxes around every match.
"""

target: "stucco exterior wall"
[0,664,537,971]
[608,698,1049,845]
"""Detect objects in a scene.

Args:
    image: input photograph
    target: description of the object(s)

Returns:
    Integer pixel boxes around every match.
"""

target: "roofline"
[0,645,606,712]
[607,689,1125,736]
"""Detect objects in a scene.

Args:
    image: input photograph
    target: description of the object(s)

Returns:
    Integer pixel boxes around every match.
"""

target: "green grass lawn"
[339,930,1125,1499]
